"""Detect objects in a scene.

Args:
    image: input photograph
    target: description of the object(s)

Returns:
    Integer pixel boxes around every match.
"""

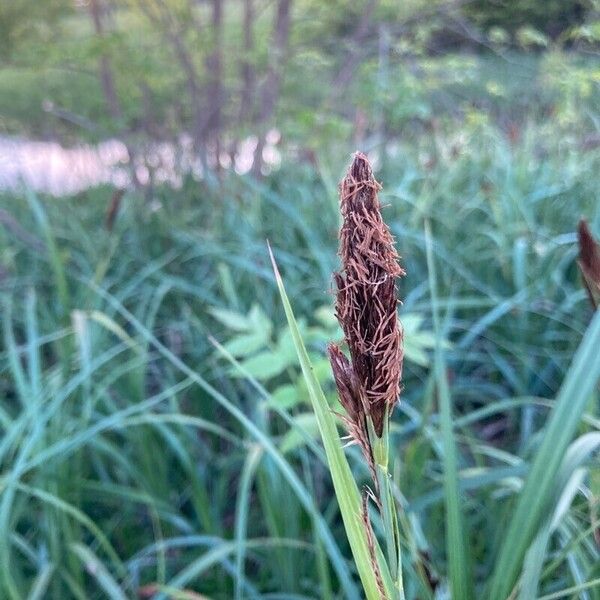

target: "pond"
[0,132,282,195]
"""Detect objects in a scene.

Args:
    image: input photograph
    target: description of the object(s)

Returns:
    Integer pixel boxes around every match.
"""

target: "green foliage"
[0,0,71,59]
[465,0,590,38]
[212,302,446,415]
[1,0,598,151]
[1,110,599,597]
[0,13,600,592]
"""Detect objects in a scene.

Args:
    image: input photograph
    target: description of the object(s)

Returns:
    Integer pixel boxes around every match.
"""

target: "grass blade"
[28,564,54,600]
[70,544,128,600]
[537,578,600,600]
[269,245,394,600]
[234,444,263,600]
[489,309,600,600]
[25,190,70,316]
[424,221,474,600]
[519,433,600,599]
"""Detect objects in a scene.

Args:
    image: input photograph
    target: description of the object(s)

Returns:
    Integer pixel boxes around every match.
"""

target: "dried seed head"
[328,343,380,491]
[329,152,404,438]
[578,219,600,309]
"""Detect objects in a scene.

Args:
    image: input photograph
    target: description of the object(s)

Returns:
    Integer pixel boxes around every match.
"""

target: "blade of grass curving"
[15,483,126,578]
[70,544,128,600]
[424,221,474,600]
[127,534,262,596]
[452,397,600,432]
[269,245,394,600]
[234,444,263,600]
[0,354,188,483]
[489,309,600,600]
[519,432,600,600]
[519,477,583,598]
[58,568,88,600]
[166,538,311,593]
[537,578,600,600]
[209,336,327,463]
[541,522,599,582]
[13,390,240,479]
[0,290,48,600]
[81,479,180,518]
[25,189,69,315]
[558,520,598,600]
[28,564,54,600]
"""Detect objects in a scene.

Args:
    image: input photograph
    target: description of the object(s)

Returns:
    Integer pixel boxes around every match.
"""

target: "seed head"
[329,152,404,439]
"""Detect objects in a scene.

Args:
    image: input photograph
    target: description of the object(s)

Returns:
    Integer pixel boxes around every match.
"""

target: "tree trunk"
[88,0,121,120]
[89,0,142,187]
[137,0,207,171]
[332,0,378,95]
[228,0,255,165]
[206,0,224,170]
[252,0,291,176]
[239,0,255,125]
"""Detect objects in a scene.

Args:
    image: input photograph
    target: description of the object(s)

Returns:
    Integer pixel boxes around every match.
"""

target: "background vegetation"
[1,0,599,598]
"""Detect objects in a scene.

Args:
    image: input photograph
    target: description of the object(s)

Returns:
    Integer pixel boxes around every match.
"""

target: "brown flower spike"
[328,152,404,451]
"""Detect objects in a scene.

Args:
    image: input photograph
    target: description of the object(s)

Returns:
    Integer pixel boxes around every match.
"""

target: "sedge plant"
[270,152,406,599]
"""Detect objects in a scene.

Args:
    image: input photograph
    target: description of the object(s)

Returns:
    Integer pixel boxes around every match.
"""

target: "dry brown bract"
[328,152,404,454]
[578,219,600,309]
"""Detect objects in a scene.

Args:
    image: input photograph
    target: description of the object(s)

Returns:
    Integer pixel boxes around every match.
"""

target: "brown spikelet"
[328,343,380,499]
[105,188,125,232]
[330,152,404,438]
[578,219,600,309]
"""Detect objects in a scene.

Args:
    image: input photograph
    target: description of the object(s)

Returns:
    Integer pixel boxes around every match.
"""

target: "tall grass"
[0,122,599,598]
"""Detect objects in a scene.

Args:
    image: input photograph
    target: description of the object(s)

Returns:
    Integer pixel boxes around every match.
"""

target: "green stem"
[372,420,405,600]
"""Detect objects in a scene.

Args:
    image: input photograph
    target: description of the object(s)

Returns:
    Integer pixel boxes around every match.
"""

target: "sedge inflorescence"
[328,152,404,471]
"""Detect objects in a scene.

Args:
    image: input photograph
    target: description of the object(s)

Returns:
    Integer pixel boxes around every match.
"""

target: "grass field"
[1,58,600,598]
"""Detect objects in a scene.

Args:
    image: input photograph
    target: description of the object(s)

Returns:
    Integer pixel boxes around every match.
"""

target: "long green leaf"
[234,444,263,600]
[489,309,600,600]
[425,222,474,600]
[28,564,54,600]
[25,190,70,316]
[519,433,600,599]
[70,544,128,600]
[269,246,394,600]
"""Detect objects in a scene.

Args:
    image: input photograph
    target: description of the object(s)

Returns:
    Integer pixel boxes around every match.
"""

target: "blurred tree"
[0,0,71,59]
[0,0,597,181]
[465,0,590,39]
[253,0,292,175]
[88,0,122,122]
[206,0,224,167]
[239,0,256,125]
